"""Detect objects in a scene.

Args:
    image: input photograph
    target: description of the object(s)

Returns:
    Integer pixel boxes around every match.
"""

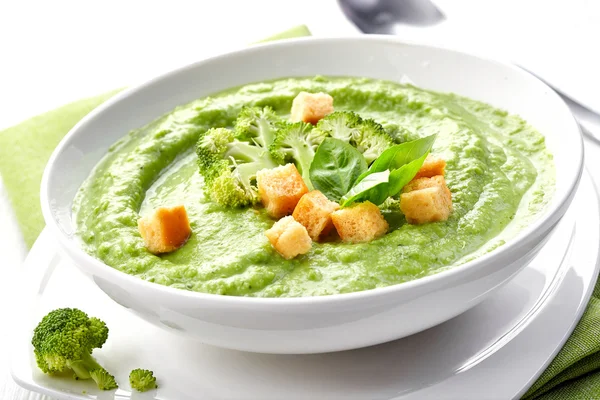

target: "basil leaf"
[355,134,436,196]
[309,138,368,202]
[369,134,436,174]
[340,170,390,207]
[387,151,431,195]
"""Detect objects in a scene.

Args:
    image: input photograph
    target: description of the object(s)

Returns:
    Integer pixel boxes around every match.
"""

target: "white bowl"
[41,36,583,354]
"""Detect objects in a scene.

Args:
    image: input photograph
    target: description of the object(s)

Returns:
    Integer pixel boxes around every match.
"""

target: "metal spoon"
[338,0,600,143]
[338,0,445,32]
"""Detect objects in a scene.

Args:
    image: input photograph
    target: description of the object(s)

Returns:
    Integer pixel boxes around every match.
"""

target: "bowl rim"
[40,35,584,305]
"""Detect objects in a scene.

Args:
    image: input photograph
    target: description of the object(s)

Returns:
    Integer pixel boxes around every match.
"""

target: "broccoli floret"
[196,122,278,207]
[354,118,394,163]
[196,127,235,175]
[314,111,362,143]
[315,111,393,164]
[32,308,117,391]
[380,196,402,211]
[90,368,118,390]
[269,121,322,187]
[129,368,158,392]
[234,106,280,147]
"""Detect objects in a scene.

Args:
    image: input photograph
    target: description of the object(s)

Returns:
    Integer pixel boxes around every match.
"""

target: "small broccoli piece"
[354,118,394,163]
[32,308,117,391]
[196,127,235,175]
[129,369,158,392]
[313,111,362,143]
[315,111,393,164]
[234,106,280,147]
[380,196,402,211]
[269,122,322,187]
[196,124,278,207]
[90,368,118,390]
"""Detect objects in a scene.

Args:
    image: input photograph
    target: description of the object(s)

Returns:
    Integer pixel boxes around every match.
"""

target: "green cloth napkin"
[0,89,122,247]
[523,291,600,399]
[1,23,599,399]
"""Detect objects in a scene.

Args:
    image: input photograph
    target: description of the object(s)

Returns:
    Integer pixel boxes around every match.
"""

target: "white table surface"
[0,1,598,399]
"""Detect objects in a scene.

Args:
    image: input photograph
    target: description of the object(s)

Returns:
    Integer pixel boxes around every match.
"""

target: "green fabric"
[539,372,600,400]
[0,23,598,398]
[524,293,600,399]
[0,90,122,247]
[258,24,311,42]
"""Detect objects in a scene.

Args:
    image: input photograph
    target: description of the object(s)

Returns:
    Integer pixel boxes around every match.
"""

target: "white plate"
[11,171,600,400]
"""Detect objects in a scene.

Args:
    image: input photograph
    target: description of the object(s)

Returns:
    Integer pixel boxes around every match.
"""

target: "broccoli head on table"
[32,308,117,390]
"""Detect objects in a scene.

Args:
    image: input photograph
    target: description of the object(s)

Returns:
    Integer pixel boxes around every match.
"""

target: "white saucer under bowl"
[12,171,599,399]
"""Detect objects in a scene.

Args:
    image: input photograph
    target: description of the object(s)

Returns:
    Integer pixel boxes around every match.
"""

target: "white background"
[0,1,598,398]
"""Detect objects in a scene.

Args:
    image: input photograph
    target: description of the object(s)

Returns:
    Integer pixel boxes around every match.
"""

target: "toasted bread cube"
[414,155,446,179]
[138,205,191,254]
[257,164,309,218]
[292,190,340,241]
[403,175,447,193]
[265,216,312,259]
[331,201,389,243]
[400,176,452,224]
[290,92,334,124]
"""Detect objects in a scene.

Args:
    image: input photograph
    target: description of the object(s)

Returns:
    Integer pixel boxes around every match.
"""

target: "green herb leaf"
[358,134,436,195]
[388,152,431,194]
[368,134,436,174]
[340,170,390,207]
[309,138,368,202]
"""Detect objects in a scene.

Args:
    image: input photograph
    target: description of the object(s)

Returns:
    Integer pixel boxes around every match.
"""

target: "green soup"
[73,76,555,297]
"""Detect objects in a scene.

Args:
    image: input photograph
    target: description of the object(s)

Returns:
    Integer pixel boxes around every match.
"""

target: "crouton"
[331,201,389,243]
[414,155,446,179]
[403,175,447,193]
[138,205,191,254]
[400,176,452,224]
[290,92,334,124]
[265,216,312,259]
[293,190,340,241]
[257,164,309,218]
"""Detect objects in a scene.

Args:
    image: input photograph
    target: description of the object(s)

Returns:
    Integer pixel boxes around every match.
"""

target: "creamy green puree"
[73,76,555,297]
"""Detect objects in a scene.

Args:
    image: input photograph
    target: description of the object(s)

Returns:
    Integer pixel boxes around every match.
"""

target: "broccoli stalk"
[269,122,324,188]
[67,353,103,379]
[32,308,118,391]
[196,107,281,207]
[129,368,158,392]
